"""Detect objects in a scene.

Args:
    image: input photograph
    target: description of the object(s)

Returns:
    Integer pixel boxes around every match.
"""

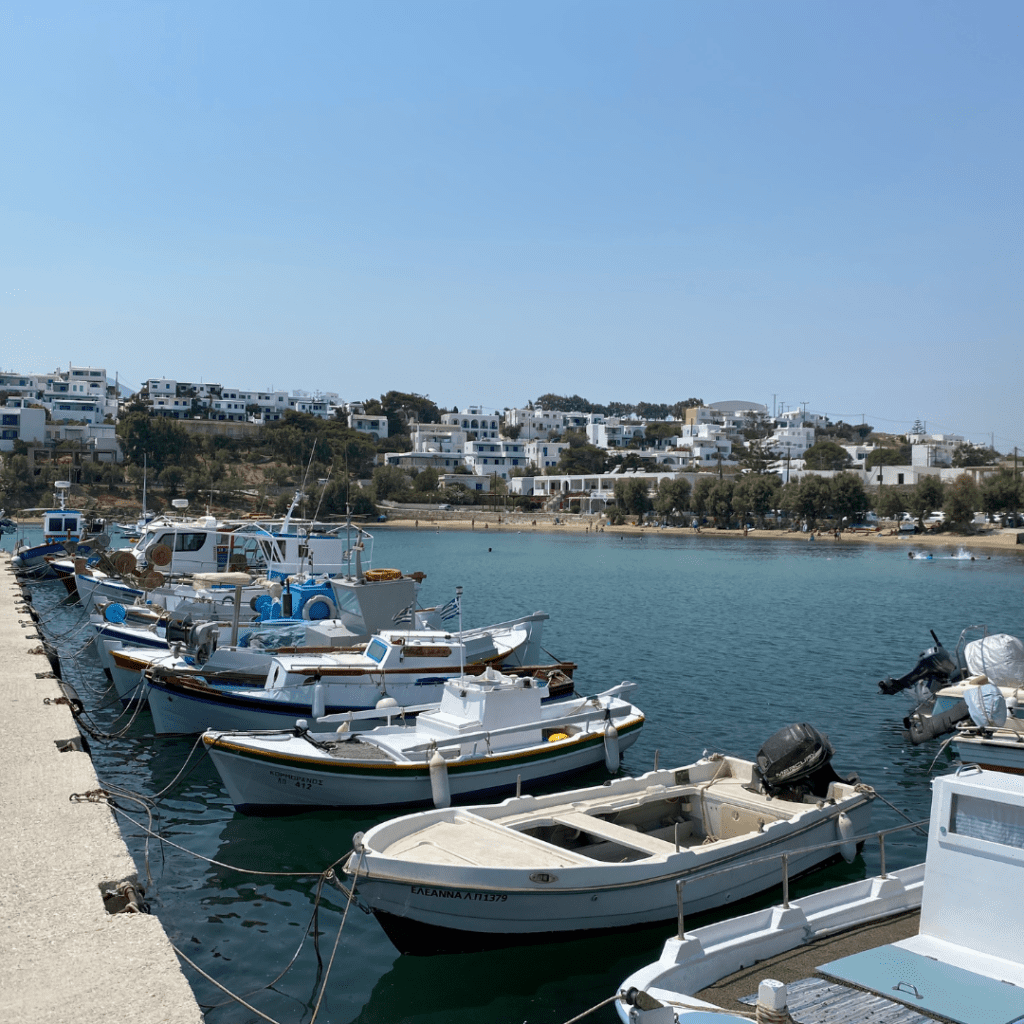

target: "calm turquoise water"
[13,525,1024,1024]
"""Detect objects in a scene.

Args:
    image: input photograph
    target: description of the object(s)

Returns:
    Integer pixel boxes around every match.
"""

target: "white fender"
[603,721,620,773]
[429,749,451,808]
[311,683,326,721]
[836,811,857,863]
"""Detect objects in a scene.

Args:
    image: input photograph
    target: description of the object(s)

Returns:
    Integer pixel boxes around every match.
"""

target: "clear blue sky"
[1,1,1021,450]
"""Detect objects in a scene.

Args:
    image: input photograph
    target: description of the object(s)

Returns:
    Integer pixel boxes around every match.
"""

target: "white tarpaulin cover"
[964,682,1008,729]
[965,634,1024,687]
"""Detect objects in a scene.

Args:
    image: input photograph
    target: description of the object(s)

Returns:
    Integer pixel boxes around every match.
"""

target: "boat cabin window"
[333,589,366,630]
[366,638,388,664]
[175,532,207,552]
[950,793,1024,850]
[48,516,77,533]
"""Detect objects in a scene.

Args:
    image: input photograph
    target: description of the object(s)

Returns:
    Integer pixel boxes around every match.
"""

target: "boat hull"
[204,718,643,812]
[951,733,1024,774]
[359,825,870,952]
[347,771,875,954]
[146,675,456,733]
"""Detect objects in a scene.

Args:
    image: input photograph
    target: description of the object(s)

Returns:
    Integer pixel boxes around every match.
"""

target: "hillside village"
[0,364,1019,530]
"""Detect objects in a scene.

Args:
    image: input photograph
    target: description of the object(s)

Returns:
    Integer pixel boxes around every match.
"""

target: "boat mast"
[457,585,464,676]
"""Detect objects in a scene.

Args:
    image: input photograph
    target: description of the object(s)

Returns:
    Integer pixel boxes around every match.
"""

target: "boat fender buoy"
[603,721,620,773]
[429,749,451,808]
[301,595,338,621]
[311,683,326,721]
[836,811,857,863]
[548,732,569,743]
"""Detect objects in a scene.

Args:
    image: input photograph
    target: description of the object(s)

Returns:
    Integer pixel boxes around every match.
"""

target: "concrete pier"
[0,555,203,1024]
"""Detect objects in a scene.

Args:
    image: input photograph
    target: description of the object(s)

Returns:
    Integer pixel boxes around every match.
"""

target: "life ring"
[302,595,338,620]
[364,568,402,582]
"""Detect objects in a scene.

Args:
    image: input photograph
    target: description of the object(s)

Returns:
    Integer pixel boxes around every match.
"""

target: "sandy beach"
[375,509,1024,554]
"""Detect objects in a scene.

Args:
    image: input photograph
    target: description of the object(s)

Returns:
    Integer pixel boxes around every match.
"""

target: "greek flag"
[392,604,413,625]
[439,595,460,622]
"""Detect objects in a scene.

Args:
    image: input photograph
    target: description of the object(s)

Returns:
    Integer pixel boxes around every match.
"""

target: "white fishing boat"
[341,725,875,954]
[92,565,425,688]
[615,766,1024,1024]
[202,669,643,812]
[52,492,379,600]
[950,680,1024,774]
[143,614,559,733]
[10,481,107,576]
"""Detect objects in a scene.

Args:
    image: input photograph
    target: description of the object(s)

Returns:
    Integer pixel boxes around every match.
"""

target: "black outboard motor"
[878,631,956,696]
[755,723,850,800]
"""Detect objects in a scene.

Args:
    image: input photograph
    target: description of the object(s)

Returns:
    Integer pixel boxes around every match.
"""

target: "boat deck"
[692,909,922,1017]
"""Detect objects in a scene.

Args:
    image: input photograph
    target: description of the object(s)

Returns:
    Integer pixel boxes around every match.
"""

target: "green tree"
[690,476,716,517]
[830,473,869,523]
[875,486,907,520]
[980,468,1022,517]
[951,443,999,467]
[776,480,801,521]
[645,422,679,443]
[412,467,441,493]
[503,423,522,441]
[614,478,653,516]
[653,477,692,524]
[116,412,196,476]
[944,475,980,527]
[733,473,781,526]
[159,465,185,498]
[795,475,831,524]
[707,480,735,526]
[557,431,608,474]
[372,464,410,501]
[738,437,775,475]
[865,446,910,470]
[909,476,946,525]
[802,441,852,471]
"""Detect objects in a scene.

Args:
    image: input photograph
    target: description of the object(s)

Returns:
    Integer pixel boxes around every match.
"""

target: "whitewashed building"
[442,406,501,440]
[463,439,528,480]
[524,440,569,471]
[0,400,46,451]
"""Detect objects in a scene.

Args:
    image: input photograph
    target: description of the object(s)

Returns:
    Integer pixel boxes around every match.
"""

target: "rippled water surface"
[11,525,1024,1023]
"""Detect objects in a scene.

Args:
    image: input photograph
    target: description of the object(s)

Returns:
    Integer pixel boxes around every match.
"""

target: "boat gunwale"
[202,714,645,775]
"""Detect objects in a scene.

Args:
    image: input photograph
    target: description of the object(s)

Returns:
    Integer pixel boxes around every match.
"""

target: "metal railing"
[674,817,927,938]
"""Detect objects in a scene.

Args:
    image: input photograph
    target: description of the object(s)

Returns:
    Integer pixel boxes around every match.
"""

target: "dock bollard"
[756,980,790,1023]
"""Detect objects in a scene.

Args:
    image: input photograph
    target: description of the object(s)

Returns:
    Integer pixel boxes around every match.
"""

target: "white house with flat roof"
[463,439,528,480]
[442,407,501,439]
[409,423,465,452]
[524,439,569,471]
[0,400,46,451]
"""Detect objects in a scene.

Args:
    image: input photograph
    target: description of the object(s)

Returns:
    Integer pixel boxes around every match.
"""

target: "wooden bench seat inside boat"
[550,810,683,857]
[383,816,596,869]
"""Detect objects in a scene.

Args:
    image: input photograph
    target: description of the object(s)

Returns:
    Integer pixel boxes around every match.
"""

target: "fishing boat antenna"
[457,585,464,676]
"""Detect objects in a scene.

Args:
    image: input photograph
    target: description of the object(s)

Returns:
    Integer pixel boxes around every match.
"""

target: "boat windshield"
[332,588,366,631]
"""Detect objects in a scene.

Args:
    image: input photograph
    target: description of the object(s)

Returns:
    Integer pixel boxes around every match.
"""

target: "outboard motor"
[755,723,851,800]
[878,631,957,696]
